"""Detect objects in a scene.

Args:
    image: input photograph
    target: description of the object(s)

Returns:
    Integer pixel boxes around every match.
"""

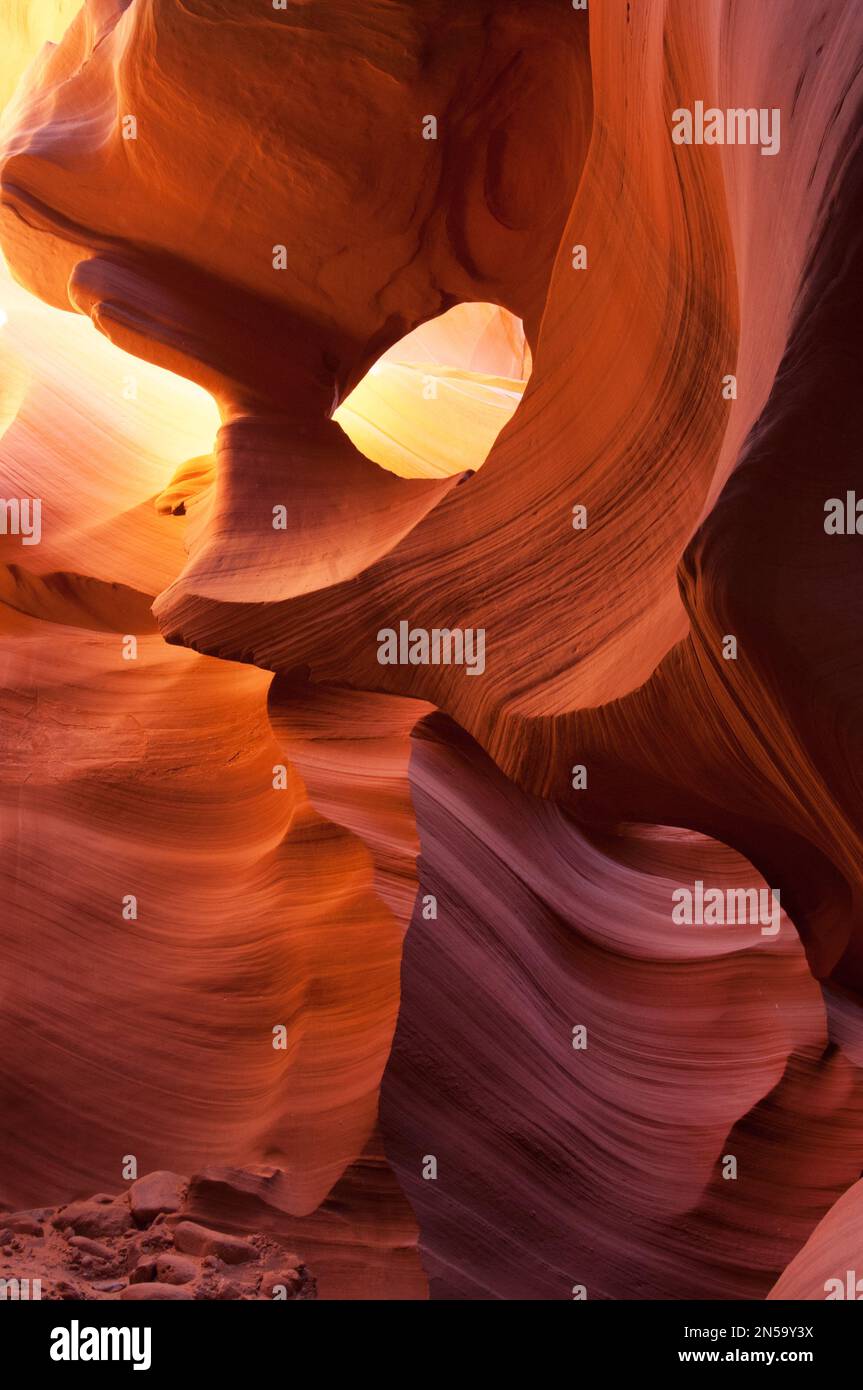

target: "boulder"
[155,1254,197,1285]
[129,1172,186,1228]
[120,1282,194,1300]
[68,1236,115,1262]
[54,1200,132,1239]
[173,1221,256,1265]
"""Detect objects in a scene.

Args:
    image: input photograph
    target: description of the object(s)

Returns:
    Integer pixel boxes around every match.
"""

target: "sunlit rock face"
[1,0,863,1305]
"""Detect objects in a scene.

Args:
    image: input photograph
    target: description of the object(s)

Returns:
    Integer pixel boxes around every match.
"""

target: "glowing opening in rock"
[334,302,531,480]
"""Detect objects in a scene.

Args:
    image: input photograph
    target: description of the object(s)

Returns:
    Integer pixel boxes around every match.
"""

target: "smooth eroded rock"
[155,1253,198,1285]
[173,1221,256,1265]
[120,1282,194,1300]
[129,1171,186,1228]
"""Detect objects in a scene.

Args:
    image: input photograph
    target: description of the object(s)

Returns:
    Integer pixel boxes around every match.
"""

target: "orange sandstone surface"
[0,0,862,1300]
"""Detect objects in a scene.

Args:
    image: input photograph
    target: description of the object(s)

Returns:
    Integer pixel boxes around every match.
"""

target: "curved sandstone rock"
[1,0,862,1304]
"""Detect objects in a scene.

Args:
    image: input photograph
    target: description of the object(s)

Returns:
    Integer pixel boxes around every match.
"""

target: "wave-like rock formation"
[1,0,863,1301]
[383,717,863,1299]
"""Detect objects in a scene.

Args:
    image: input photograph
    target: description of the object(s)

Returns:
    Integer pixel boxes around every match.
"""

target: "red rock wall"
[1,0,863,1302]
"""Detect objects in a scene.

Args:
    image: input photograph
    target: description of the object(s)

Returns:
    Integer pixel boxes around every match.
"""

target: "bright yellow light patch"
[334,303,530,479]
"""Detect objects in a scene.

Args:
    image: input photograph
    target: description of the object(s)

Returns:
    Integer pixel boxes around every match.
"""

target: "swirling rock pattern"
[1,0,862,1302]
